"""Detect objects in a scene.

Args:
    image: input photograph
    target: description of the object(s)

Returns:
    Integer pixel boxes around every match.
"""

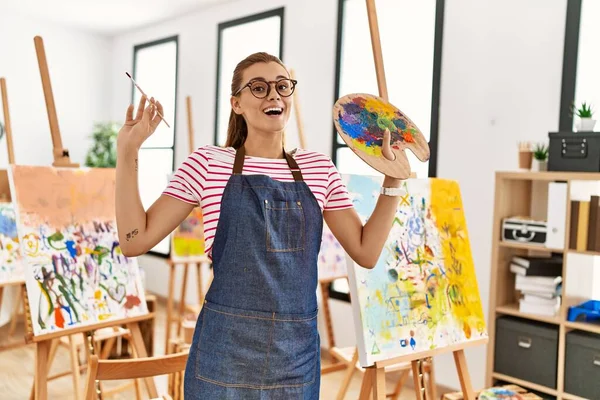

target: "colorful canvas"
[343,174,487,366]
[0,202,24,284]
[8,165,148,336]
[171,207,206,262]
[333,93,429,179]
[317,222,347,281]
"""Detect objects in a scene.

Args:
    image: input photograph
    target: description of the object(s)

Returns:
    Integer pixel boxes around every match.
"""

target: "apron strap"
[233,146,304,182]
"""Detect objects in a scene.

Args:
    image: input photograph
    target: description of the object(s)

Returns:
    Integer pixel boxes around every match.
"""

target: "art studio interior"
[1,0,599,399]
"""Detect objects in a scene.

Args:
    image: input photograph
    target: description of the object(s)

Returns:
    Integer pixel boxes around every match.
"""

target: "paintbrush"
[125,72,170,128]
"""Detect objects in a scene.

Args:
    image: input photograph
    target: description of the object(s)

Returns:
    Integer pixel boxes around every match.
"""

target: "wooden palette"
[333,93,430,179]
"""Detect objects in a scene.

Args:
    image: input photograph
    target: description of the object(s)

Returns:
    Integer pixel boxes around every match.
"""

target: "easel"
[289,69,307,149]
[354,1,485,399]
[0,76,28,350]
[26,35,157,400]
[164,95,212,353]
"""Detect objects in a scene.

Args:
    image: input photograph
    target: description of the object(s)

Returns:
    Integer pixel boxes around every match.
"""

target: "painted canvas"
[317,222,347,281]
[343,174,487,366]
[0,202,24,284]
[8,165,148,336]
[171,207,206,263]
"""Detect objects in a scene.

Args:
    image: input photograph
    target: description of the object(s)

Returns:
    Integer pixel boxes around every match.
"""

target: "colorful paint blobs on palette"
[8,165,148,336]
[0,202,24,284]
[343,174,487,366]
[317,223,347,281]
[334,94,429,158]
[171,207,205,262]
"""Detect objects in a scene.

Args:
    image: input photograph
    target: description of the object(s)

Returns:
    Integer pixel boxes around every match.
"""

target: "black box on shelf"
[548,131,600,172]
[564,330,600,399]
[502,217,547,245]
[494,316,558,389]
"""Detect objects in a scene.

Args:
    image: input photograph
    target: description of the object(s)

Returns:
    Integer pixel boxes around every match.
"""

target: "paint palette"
[333,93,430,179]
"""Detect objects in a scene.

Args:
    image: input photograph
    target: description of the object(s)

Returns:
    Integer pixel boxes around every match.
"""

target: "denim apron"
[184,146,323,399]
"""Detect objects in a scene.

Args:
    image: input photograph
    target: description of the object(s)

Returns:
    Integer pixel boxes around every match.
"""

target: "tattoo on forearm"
[135,158,138,172]
[126,229,139,241]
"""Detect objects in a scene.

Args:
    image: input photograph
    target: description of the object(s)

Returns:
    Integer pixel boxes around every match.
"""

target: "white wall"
[0,10,112,326]
[107,0,573,391]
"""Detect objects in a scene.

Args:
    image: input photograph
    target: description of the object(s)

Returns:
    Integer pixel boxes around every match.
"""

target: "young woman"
[115,52,403,399]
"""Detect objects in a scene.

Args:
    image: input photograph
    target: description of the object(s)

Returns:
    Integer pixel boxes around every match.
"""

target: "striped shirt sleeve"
[324,158,353,211]
[162,147,209,205]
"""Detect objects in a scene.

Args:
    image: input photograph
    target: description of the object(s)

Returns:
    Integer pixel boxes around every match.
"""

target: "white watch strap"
[380,186,406,196]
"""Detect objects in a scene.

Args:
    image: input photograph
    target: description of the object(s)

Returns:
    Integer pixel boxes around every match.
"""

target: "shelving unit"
[485,171,600,400]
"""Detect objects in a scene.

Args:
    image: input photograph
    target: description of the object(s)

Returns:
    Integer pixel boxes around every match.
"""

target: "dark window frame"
[214,8,285,146]
[559,0,583,132]
[329,0,445,302]
[132,35,179,258]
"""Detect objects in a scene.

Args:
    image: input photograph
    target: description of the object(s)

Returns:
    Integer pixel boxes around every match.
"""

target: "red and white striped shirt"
[163,145,353,257]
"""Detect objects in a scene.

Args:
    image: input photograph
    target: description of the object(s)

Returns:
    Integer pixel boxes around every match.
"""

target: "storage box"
[494,316,558,388]
[548,131,600,172]
[564,330,600,399]
[502,217,547,246]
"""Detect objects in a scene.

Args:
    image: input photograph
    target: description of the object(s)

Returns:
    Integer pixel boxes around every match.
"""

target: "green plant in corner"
[533,142,548,161]
[85,122,119,168]
[571,101,594,118]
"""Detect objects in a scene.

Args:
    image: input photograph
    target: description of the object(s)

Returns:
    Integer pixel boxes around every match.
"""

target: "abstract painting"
[343,174,487,366]
[8,165,148,336]
[171,207,206,263]
[317,222,348,281]
[0,202,24,284]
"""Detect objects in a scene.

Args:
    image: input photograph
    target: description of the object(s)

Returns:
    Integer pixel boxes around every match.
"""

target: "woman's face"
[231,61,293,135]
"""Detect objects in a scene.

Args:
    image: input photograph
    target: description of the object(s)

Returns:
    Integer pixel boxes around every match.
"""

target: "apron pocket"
[265,199,305,252]
[195,301,318,389]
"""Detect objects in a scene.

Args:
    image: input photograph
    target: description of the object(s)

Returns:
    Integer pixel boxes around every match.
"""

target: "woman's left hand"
[382,128,396,161]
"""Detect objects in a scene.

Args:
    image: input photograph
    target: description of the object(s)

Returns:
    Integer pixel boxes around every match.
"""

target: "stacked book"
[510,255,563,316]
[570,195,600,251]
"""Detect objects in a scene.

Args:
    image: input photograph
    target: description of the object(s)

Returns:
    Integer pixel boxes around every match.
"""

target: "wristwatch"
[380,186,406,196]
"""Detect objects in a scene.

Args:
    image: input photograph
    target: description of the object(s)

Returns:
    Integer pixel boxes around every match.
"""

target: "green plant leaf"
[84,122,120,168]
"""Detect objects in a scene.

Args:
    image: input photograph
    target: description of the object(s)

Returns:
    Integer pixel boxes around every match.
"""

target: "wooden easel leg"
[8,285,23,337]
[0,286,4,318]
[176,264,189,340]
[196,263,203,305]
[127,322,158,398]
[358,367,375,400]
[34,340,51,400]
[411,359,426,400]
[165,261,175,353]
[426,358,438,400]
[453,350,475,400]
[372,367,386,400]
[335,348,359,400]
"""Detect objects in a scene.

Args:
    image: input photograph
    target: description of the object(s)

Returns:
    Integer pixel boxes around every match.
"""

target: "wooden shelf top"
[564,320,600,334]
[495,303,561,325]
[496,170,600,181]
[498,241,563,253]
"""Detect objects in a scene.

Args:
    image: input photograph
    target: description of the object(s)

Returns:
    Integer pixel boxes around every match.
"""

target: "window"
[214,8,285,146]
[559,0,598,131]
[132,36,179,257]
[330,0,445,301]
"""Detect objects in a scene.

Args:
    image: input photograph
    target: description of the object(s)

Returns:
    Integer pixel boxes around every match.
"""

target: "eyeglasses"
[234,78,297,99]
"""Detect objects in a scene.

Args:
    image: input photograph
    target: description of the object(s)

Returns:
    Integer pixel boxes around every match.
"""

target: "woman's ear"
[230,96,243,115]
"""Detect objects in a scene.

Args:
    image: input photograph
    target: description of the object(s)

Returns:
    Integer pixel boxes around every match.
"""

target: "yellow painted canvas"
[171,207,206,263]
[343,174,487,366]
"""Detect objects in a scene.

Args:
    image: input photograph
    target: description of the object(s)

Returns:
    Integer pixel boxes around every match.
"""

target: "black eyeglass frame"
[233,78,298,98]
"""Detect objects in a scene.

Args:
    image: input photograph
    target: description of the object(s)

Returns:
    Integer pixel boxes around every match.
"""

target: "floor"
[0,297,421,400]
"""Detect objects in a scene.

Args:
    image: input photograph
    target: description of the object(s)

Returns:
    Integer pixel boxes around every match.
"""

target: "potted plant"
[572,101,596,131]
[85,122,119,168]
[532,142,548,171]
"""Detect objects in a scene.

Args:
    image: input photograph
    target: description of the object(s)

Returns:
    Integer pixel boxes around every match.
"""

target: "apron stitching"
[203,305,317,322]
[260,313,276,389]
[194,375,316,390]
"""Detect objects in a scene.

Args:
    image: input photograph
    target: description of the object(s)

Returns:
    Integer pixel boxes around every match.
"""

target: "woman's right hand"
[117,95,164,151]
